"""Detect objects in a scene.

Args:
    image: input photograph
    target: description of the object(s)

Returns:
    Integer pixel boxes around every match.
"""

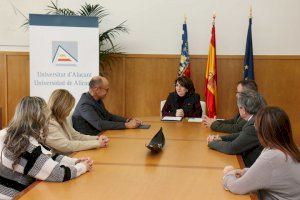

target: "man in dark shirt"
[203,80,258,133]
[72,76,141,135]
[207,90,266,167]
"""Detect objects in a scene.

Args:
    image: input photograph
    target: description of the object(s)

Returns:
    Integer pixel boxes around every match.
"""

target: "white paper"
[161,116,182,121]
[188,118,203,123]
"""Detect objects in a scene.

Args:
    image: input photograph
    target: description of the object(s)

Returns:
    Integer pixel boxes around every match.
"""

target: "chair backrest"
[200,101,206,117]
[160,100,166,117]
[160,100,206,118]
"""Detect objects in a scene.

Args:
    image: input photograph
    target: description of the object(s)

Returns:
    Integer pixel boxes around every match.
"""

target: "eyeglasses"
[95,86,109,92]
[101,87,109,92]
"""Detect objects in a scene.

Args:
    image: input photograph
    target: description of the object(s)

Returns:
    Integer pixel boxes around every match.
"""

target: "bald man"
[72,76,141,135]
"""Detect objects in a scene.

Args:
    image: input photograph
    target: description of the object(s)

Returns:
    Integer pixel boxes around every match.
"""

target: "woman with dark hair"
[222,106,300,199]
[162,76,202,117]
[0,96,92,200]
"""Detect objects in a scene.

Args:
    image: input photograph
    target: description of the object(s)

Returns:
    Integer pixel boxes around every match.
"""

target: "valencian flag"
[178,17,191,77]
[205,15,217,118]
[243,10,254,80]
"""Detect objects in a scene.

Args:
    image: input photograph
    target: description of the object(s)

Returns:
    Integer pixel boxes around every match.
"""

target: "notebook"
[161,116,183,121]
[188,118,203,123]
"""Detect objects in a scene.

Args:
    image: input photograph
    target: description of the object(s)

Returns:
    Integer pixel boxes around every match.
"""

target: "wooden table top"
[18,117,251,200]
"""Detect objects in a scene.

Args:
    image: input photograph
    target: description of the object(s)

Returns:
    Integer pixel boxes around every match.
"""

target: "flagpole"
[212,12,216,25]
[184,14,187,23]
[249,5,252,19]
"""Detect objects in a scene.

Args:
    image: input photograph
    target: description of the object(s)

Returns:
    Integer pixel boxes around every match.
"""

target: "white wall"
[1,0,300,55]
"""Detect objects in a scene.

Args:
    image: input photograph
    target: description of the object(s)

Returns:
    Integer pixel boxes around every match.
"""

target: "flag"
[205,17,217,118]
[243,17,254,80]
[178,19,191,77]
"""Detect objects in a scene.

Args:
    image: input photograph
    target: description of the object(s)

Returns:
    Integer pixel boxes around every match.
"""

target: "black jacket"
[208,116,263,167]
[162,92,202,117]
[72,92,127,135]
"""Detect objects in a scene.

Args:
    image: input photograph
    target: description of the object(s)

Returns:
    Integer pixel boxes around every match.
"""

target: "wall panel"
[0,53,7,128]
[102,56,126,117]
[7,55,29,121]
[0,52,299,145]
[125,56,178,117]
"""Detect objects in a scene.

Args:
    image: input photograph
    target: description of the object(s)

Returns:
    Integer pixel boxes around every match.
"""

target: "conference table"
[17,117,252,200]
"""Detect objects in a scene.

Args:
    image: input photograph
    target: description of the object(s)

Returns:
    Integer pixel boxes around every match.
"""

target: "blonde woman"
[0,96,92,200]
[46,89,109,154]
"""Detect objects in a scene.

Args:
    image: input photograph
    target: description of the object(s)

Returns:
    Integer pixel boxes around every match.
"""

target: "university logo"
[52,41,78,66]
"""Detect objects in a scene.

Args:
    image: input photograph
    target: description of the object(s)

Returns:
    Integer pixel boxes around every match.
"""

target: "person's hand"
[234,169,246,178]
[131,118,142,126]
[76,157,93,164]
[81,160,93,172]
[223,165,235,175]
[125,119,140,129]
[207,135,222,144]
[175,109,184,117]
[207,135,215,144]
[98,135,109,148]
[76,157,93,171]
[203,115,217,128]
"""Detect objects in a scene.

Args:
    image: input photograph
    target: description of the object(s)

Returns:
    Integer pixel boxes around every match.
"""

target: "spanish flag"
[205,15,217,118]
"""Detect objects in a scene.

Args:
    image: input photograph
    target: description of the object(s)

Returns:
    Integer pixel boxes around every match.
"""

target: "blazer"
[210,114,247,133]
[208,116,263,167]
[46,118,100,154]
[72,92,128,135]
[162,92,202,117]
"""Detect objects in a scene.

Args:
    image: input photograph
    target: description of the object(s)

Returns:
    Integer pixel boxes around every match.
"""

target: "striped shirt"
[0,129,87,200]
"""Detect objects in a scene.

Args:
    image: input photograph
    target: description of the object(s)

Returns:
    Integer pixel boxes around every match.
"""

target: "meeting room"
[0,0,300,200]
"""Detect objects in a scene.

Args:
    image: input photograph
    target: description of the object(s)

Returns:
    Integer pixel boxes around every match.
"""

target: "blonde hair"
[48,89,75,124]
[4,96,49,167]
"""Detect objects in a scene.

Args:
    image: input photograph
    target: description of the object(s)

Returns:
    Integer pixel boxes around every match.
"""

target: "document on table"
[188,118,203,123]
[161,116,183,121]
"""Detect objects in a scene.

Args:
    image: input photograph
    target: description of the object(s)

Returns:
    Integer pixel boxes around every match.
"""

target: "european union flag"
[243,18,254,80]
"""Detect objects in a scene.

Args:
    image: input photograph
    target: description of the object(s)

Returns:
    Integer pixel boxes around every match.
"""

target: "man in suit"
[207,90,266,167]
[72,76,141,135]
[203,80,258,133]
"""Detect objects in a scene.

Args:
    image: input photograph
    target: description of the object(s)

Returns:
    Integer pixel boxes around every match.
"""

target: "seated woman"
[162,76,202,117]
[0,96,92,200]
[46,89,109,154]
[222,107,300,199]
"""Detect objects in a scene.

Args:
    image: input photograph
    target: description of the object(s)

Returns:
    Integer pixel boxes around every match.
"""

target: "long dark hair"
[174,76,195,95]
[3,96,50,167]
[255,106,300,162]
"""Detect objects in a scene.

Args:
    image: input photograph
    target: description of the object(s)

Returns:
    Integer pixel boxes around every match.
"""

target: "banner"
[29,14,99,102]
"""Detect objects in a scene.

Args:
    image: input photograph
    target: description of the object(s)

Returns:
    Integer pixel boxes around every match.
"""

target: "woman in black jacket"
[162,76,202,118]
